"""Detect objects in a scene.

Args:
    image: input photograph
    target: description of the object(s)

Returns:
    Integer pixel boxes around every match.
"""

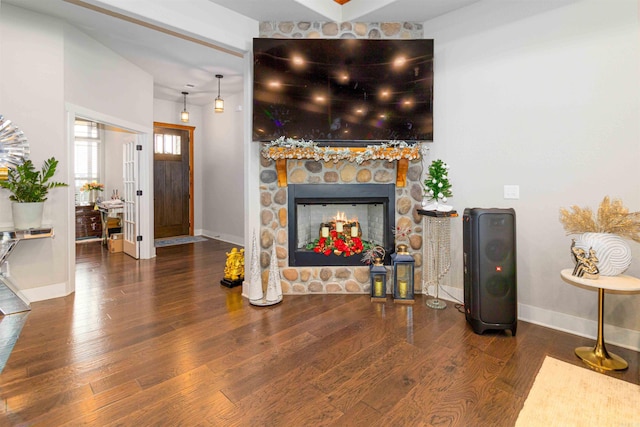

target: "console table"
[0,227,54,315]
[560,269,640,371]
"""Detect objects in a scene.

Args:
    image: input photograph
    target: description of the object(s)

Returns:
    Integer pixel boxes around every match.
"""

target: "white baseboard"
[424,285,640,352]
[519,303,640,352]
[21,282,69,303]
[200,229,243,246]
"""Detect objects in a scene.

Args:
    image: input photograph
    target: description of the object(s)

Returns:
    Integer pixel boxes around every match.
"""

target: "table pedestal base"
[576,287,628,371]
[426,297,446,310]
[575,345,628,371]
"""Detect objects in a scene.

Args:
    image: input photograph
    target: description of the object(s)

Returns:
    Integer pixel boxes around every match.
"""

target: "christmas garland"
[262,137,421,164]
[306,229,373,257]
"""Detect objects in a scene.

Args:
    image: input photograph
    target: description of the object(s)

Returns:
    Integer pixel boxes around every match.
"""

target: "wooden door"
[153,123,194,239]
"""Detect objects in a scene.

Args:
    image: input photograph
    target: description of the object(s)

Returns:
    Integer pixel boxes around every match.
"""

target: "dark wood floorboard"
[0,238,638,426]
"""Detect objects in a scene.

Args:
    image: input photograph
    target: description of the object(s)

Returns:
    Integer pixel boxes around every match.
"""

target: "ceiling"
[3,0,481,107]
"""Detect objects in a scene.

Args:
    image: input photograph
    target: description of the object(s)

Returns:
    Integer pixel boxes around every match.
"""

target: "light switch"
[504,185,520,199]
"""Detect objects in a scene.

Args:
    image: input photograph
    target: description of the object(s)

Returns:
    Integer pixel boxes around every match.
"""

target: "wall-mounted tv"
[253,38,433,144]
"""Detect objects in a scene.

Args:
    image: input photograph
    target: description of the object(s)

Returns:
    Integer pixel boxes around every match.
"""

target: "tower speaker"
[463,208,517,335]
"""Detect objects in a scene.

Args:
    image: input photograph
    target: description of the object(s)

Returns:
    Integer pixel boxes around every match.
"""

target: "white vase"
[574,232,632,276]
[12,202,44,230]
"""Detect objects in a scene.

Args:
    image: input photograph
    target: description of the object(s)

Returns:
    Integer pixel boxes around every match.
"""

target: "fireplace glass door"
[288,184,395,266]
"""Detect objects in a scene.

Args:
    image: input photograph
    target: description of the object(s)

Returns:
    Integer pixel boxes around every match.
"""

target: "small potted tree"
[0,157,68,229]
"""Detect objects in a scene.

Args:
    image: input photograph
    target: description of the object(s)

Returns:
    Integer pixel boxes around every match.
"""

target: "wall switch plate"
[504,185,520,199]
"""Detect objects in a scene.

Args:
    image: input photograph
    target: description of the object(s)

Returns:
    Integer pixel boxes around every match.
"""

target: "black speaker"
[463,208,517,335]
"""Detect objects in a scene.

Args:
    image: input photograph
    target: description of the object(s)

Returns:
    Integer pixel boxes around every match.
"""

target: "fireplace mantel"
[263,146,420,187]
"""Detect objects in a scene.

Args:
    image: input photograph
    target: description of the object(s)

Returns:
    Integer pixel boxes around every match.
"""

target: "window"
[154,133,181,156]
[74,119,102,194]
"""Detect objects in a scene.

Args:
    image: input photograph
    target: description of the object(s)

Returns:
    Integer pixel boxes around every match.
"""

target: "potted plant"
[0,157,68,229]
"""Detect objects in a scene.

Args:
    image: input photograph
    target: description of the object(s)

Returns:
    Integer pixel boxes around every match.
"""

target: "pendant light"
[214,74,224,113]
[180,91,190,123]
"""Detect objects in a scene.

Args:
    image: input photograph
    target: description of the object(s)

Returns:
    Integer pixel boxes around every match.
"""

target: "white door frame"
[65,103,155,295]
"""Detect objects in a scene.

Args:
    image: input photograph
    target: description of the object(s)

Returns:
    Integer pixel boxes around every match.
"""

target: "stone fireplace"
[259,154,425,294]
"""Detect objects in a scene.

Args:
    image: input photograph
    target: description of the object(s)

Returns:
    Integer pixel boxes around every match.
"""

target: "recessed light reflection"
[315,96,326,102]
[393,56,407,67]
[292,56,305,66]
[268,81,281,88]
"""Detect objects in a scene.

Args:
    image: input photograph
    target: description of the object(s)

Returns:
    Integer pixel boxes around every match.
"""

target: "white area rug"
[516,356,640,426]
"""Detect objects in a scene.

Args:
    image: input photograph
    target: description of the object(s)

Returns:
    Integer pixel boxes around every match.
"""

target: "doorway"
[153,122,195,239]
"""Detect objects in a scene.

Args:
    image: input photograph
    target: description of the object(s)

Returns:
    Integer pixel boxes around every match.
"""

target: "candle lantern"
[392,244,415,304]
[370,257,387,302]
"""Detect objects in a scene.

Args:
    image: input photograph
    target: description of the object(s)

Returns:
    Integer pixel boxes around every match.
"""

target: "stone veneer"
[259,155,426,294]
[258,21,426,295]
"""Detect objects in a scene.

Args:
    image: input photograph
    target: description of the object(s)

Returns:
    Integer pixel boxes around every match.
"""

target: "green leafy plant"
[0,157,68,202]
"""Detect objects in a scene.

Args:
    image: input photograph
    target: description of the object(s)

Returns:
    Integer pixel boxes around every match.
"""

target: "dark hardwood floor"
[1,239,638,426]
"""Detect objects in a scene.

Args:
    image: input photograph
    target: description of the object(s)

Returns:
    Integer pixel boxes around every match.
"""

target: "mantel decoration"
[0,157,68,229]
[560,196,639,277]
[422,159,453,212]
[261,137,421,164]
[306,225,372,257]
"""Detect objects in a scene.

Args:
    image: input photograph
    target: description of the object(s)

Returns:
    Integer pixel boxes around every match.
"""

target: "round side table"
[560,269,640,371]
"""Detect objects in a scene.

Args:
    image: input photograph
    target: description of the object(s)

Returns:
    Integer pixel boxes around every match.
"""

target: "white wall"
[1,4,155,299]
[0,5,69,297]
[423,0,640,347]
[153,95,246,245]
[153,98,204,233]
[202,92,245,245]
[64,25,153,127]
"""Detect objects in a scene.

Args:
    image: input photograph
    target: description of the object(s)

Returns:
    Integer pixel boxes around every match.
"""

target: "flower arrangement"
[361,245,386,265]
[262,137,421,164]
[560,196,640,243]
[80,181,104,192]
[306,229,372,257]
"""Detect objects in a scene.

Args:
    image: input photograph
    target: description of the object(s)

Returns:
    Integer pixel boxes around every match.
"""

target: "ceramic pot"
[12,202,44,230]
[574,232,632,276]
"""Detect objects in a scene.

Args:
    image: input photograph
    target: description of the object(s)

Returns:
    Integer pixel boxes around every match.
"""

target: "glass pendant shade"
[180,92,189,123]
[214,74,224,113]
[214,97,224,113]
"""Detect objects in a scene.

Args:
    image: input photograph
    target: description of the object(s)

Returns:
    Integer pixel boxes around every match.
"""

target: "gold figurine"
[224,247,245,281]
[571,240,599,279]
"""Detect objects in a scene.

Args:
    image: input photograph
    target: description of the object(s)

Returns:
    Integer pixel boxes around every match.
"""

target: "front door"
[153,123,194,239]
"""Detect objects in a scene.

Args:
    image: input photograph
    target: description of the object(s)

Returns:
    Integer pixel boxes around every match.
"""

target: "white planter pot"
[12,202,44,230]
[574,232,632,276]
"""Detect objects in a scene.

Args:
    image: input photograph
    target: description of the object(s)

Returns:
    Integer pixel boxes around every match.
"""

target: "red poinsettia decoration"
[307,230,367,257]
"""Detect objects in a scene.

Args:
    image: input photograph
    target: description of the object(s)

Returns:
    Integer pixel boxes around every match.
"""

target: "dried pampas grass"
[560,196,640,243]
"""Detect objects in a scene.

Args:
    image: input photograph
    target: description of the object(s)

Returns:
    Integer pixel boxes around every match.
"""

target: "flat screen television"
[253,38,433,144]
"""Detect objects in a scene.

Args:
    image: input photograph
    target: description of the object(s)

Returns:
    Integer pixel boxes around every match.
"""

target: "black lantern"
[392,244,415,303]
[370,257,387,302]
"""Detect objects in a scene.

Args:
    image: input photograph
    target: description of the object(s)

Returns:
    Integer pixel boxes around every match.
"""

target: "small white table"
[560,269,640,371]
